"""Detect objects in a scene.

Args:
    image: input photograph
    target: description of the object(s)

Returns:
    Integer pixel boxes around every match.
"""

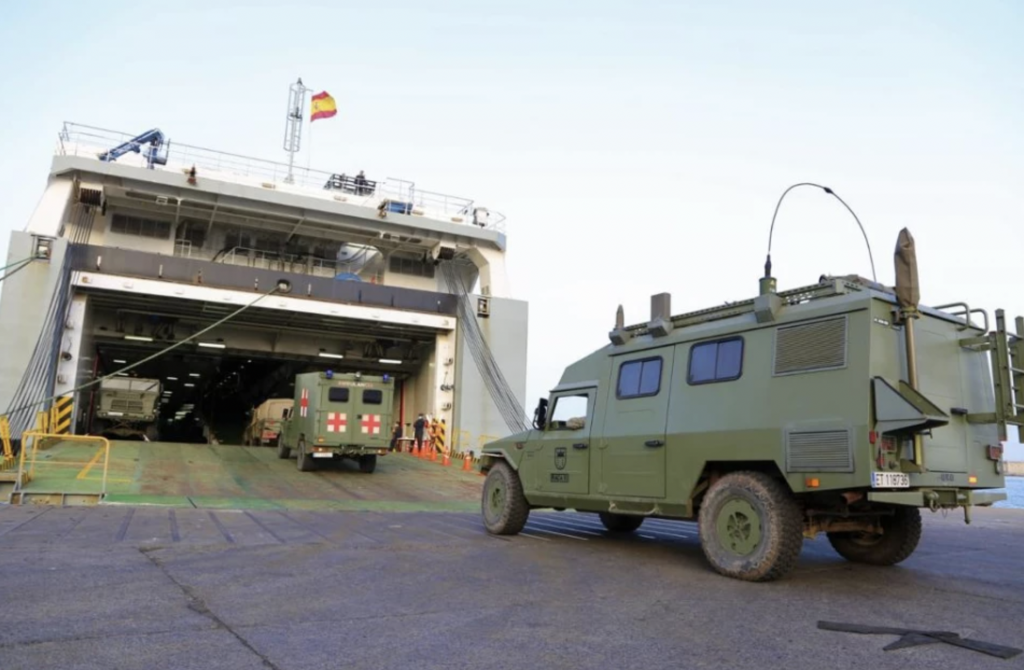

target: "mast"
[283,77,309,184]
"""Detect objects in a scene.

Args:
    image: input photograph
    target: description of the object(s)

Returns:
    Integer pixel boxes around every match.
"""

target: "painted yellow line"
[76,446,106,480]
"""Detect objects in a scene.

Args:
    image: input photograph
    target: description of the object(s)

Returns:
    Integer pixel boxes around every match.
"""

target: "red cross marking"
[361,414,381,435]
[300,388,309,417]
[326,413,347,432]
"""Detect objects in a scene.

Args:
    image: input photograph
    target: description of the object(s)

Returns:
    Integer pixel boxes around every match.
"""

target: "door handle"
[644,440,664,448]
[572,442,588,450]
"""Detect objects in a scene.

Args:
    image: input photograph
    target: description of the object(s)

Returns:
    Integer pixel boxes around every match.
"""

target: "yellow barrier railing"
[0,415,11,460]
[13,431,112,504]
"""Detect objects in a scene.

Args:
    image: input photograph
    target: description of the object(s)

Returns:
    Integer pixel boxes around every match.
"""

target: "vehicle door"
[355,386,387,446]
[599,351,672,498]
[322,385,353,443]
[532,387,595,495]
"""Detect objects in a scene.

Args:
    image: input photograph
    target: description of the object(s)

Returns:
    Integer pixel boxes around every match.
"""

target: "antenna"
[283,77,309,184]
[761,182,877,295]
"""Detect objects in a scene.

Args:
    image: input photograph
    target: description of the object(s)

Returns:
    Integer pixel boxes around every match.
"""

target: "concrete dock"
[0,445,1022,669]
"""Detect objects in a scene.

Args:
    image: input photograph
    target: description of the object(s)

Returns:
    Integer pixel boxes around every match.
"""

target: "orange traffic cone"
[462,452,472,471]
[442,451,451,466]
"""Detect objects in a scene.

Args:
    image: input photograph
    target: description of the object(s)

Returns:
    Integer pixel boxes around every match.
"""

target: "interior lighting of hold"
[379,359,402,364]
[319,352,344,359]
[167,377,178,381]
[184,383,195,388]
[113,359,127,364]
[198,342,226,349]
[189,373,200,378]
[124,335,153,342]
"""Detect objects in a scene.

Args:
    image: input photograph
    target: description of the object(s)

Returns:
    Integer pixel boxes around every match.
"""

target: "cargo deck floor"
[8,441,482,511]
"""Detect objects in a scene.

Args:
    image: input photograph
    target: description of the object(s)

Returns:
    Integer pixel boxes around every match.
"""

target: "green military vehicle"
[479,227,1014,582]
[277,370,394,473]
[93,376,162,441]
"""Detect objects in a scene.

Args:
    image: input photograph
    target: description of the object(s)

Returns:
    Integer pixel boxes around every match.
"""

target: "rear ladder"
[962,309,1024,442]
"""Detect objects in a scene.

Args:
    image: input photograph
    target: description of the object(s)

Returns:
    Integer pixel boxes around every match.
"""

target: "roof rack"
[616,277,873,341]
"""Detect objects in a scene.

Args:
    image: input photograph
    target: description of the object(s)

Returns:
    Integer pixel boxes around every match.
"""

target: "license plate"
[312,452,333,458]
[871,471,910,488]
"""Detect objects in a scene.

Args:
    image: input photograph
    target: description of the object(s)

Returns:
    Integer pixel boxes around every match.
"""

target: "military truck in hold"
[277,371,394,473]
[479,227,1014,582]
[243,397,293,446]
[93,377,162,441]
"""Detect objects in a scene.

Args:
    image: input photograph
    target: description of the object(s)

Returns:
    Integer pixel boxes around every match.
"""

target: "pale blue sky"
[1,0,1021,449]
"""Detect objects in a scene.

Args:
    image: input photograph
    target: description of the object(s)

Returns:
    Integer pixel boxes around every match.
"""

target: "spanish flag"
[310,91,337,121]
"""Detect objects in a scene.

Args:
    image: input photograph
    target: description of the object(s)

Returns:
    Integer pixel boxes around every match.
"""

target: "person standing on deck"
[413,413,427,453]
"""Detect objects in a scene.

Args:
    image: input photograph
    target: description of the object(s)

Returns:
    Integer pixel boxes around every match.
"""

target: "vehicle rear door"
[323,385,353,442]
[355,386,387,446]
[599,350,673,498]
[532,386,596,495]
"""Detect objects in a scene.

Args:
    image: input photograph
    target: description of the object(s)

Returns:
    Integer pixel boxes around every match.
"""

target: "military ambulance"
[277,371,394,473]
[479,227,1014,582]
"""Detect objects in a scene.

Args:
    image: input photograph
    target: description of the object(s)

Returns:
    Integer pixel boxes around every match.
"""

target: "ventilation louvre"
[773,316,847,375]
[785,429,853,472]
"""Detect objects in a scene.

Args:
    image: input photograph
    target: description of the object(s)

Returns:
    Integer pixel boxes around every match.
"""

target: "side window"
[548,393,589,430]
[688,337,744,385]
[362,389,383,405]
[328,387,350,403]
[616,357,662,398]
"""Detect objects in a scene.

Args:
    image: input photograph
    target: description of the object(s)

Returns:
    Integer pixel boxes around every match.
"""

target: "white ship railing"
[56,122,506,233]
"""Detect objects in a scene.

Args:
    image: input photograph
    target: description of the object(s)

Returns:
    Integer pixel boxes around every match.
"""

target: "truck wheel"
[598,512,644,533]
[827,506,922,566]
[358,455,377,473]
[698,471,803,582]
[481,461,529,535]
[296,439,315,472]
[277,440,291,459]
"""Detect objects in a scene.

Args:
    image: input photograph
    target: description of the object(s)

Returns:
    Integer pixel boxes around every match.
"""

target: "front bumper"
[867,487,1007,508]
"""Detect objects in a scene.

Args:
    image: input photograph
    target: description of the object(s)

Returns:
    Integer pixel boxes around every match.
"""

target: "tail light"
[987,444,1003,461]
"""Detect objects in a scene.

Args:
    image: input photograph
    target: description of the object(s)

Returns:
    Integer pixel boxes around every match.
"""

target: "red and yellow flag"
[310,91,337,121]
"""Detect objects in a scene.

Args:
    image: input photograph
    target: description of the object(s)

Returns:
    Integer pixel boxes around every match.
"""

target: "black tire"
[598,512,644,533]
[698,471,804,582]
[358,455,377,473]
[277,440,291,459]
[827,506,922,566]
[296,438,315,472]
[481,461,529,535]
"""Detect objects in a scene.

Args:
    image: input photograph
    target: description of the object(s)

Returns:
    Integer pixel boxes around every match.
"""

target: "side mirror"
[532,397,548,430]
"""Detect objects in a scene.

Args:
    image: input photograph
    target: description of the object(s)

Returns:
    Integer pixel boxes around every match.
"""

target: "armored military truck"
[93,377,162,440]
[479,227,1014,582]
[277,371,394,473]
[243,397,293,446]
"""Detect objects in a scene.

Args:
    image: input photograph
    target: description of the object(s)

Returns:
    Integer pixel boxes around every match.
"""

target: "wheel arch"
[689,460,791,515]
[480,450,515,473]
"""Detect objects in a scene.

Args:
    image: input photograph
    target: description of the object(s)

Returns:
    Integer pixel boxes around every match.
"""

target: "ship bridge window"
[328,387,350,403]
[688,337,743,385]
[363,389,383,405]
[616,357,663,399]
[110,213,172,239]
